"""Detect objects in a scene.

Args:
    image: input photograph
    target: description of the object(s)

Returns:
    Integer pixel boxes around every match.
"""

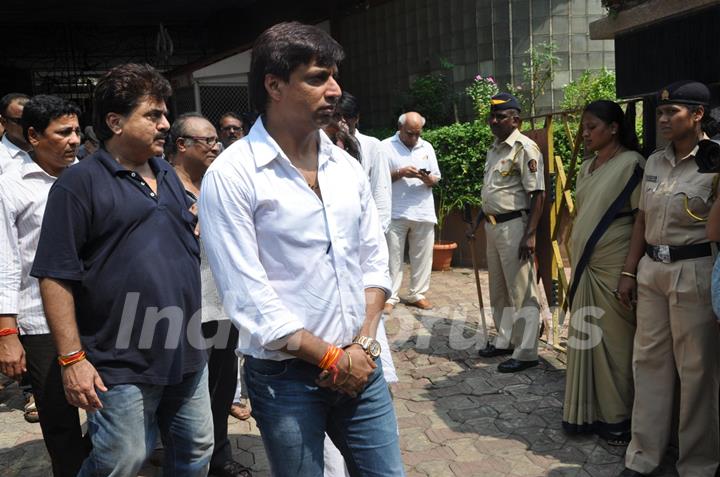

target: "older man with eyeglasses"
[170,112,252,477]
[0,93,31,174]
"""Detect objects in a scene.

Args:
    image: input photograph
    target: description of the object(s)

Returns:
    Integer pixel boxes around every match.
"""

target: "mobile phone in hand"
[419,168,430,175]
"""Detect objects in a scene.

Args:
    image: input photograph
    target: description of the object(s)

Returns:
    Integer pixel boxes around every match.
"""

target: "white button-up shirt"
[0,135,32,175]
[0,155,60,334]
[199,119,391,361]
[355,130,392,233]
[382,133,441,224]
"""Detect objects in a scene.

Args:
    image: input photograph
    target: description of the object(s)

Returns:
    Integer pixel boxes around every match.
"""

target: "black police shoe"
[478,343,513,358]
[497,358,539,373]
[210,460,253,477]
[617,468,647,477]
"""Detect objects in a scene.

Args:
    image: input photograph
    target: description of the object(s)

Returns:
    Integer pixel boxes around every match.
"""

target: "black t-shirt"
[31,149,206,386]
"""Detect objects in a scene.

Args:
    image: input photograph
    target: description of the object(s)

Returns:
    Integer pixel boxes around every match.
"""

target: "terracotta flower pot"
[432,241,458,271]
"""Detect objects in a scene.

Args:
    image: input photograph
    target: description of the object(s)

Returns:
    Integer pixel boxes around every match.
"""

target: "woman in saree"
[562,100,644,446]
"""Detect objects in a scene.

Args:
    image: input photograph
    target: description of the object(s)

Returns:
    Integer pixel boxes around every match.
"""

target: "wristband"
[0,327,19,337]
[59,349,83,359]
[620,271,637,279]
[318,345,343,370]
[58,350,87,367]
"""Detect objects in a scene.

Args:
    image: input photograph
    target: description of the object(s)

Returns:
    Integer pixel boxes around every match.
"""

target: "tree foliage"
[507,41,560,116]
[399,60,457,128]
[560,68,617,112]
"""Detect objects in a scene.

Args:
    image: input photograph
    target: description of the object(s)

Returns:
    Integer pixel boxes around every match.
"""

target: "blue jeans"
[78,366,214,477]
[245,357,405,477]
[712,255,720,320]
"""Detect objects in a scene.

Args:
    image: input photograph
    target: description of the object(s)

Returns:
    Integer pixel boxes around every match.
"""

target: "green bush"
[422,121,493,239]
[560,68,616,112]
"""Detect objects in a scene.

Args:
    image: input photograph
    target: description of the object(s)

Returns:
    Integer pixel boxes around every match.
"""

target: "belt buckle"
[487,215,497,225]
[657,245,671,263]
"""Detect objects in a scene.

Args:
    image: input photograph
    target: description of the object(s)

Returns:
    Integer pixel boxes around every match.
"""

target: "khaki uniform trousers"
[485,215,541,361]
[626,255,720,476]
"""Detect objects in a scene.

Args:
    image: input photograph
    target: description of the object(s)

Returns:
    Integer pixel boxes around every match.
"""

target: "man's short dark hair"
[21,94,81,141]
[168,112,208,155]
[93,63,172,142]
[0,93,29,116]
[337,92,360,119]
[219,111,242,125]
[249,22,344,114]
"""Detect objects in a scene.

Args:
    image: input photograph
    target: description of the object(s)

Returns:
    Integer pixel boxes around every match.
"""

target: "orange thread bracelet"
[57,350,87,367]
[0,328,19,337]
[318,345,343,370]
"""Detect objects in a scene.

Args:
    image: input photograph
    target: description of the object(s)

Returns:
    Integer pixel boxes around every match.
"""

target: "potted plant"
[432,188,462,271]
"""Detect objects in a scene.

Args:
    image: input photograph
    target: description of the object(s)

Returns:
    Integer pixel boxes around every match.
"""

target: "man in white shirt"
[0,94,86,477]
[199,22,404,477]
[382,112,441,312]
[0,93,32,174]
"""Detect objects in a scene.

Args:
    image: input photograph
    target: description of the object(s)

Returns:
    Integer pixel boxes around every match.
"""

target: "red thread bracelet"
[0,328,19,337]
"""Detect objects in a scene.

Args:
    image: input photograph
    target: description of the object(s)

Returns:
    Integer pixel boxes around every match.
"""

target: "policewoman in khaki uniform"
[617,81,720,477]
[478,93,545,373]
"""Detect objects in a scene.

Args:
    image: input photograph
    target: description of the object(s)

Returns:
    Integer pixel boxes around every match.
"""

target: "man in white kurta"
[382,112,441,312]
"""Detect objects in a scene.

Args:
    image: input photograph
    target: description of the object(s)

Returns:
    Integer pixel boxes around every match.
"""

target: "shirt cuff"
[29,268,83,282]
[259,319,305,350]
[363,272,392,300]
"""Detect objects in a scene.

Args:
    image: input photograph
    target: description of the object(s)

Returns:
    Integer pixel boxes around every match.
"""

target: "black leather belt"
[645,243,713,263]
[486,210,527,225]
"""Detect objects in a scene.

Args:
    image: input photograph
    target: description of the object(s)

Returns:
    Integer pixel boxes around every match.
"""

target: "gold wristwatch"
[352,335,382,359]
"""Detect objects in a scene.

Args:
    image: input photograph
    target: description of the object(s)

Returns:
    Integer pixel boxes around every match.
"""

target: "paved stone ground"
[0,266,680,477]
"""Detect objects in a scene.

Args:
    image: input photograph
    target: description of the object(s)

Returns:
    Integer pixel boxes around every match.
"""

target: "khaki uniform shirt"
[640,141,717,246]
[482,128,544,215]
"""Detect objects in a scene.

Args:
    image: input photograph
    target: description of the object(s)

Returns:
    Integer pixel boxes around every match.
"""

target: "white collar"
[247,118,337,169]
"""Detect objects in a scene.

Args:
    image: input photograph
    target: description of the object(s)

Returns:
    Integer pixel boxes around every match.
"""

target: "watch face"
[367,340,382,359]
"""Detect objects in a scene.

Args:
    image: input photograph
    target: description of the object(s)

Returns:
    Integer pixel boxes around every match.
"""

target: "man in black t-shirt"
[31,63,212,477]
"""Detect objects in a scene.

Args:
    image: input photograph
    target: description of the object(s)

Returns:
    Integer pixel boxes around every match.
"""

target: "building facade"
[333,0,614,127]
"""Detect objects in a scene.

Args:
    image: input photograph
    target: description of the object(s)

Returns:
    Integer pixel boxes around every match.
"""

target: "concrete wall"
[334,0,614,129]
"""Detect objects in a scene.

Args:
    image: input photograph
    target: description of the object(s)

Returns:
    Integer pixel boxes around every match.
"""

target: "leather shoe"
[210,460,253,477]
[617,468,646,477]
[406,298,433,310]
[497,358,539,373]
[478,344,513,358]
[383,303,394,314]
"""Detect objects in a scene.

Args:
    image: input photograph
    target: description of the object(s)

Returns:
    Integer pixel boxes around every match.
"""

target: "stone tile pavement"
[0,267,680,476]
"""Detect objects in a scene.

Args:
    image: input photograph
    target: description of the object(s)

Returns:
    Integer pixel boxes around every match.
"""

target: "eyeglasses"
[180,136,219,147]
[2,116,22,125]
[220,126,242,132]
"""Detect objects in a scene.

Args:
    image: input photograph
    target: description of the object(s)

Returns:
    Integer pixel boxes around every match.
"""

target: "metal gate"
[173,82,250,126]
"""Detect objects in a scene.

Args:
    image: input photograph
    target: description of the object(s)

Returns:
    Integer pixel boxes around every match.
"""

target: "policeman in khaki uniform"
[478,93,545,373]
[617,81,720,477]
